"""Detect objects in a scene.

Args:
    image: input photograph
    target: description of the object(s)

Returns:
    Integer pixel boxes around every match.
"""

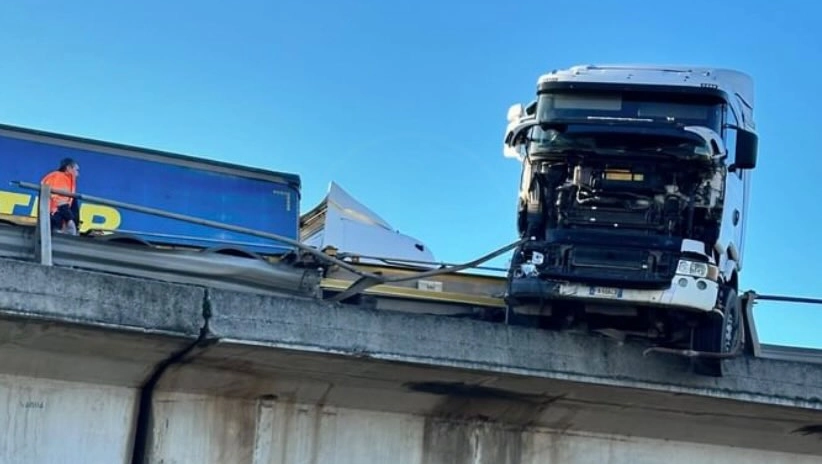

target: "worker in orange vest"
[40,158,81,235]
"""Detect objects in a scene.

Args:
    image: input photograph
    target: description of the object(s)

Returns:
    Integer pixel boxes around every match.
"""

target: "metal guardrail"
[749,293,822,306]
[0,223,319,298]
[19,181,333,270]
[14,181,524,294]
[5,181,330,297]
[743,292,822,363]
[758,344,822,364]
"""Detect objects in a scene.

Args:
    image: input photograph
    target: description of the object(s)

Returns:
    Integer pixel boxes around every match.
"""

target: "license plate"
[588,286,623,298]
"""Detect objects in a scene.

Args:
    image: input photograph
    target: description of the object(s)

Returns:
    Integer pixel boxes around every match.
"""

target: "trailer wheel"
[203,246,263,260]
[693,286,741,376]
[96,234,152,247]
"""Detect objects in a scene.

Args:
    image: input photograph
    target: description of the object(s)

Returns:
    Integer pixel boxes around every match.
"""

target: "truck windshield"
[536,91,723,132]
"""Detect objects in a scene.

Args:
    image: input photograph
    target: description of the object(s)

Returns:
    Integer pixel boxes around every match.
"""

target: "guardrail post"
[35,183,53,266]
[741,290,760,357]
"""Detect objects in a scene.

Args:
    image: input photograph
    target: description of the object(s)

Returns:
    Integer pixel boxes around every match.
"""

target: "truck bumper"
[509,276,719,313]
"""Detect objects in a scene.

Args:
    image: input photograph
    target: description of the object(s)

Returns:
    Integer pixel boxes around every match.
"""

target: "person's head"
[59,158,80,177]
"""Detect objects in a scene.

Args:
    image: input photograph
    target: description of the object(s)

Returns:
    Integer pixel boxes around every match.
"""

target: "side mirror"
[507,103,524,123]
[733,129,758,170]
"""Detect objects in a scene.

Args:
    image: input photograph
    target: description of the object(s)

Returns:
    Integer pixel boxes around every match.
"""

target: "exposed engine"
[512,154,724,289]
[520,156,723,242]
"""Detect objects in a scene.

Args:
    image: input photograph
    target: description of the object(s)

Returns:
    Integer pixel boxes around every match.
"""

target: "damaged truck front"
[502,65,758,374]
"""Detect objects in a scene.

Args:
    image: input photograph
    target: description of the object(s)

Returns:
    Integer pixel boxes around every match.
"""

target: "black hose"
[129,290,217,464]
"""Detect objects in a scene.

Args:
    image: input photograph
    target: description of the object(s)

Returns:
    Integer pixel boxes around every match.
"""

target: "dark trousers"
[50,204,76,230]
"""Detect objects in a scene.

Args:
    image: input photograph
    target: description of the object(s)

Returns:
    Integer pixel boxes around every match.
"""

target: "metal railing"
[743,291,822,362]
[14,181,525,291]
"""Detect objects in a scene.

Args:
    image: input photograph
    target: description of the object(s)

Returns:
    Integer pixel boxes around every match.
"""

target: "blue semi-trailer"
[0,123,301,255]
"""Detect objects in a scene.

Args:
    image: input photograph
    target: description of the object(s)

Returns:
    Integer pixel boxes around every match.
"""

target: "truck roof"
[0,122,301,190]
[537,64,755,129]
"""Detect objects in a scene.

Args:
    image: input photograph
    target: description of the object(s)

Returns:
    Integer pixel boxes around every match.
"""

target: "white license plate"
[588,286,623,298]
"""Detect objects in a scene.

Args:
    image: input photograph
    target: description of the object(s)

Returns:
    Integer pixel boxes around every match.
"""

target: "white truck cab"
[502,65,758,374]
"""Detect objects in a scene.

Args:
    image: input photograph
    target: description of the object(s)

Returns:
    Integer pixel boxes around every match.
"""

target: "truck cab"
[502,65,758,371]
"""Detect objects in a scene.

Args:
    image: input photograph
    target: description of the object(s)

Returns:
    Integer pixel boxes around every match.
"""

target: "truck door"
[719,124,746,272]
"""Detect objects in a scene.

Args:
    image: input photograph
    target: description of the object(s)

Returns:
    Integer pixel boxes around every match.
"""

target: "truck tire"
[693,286,741,376]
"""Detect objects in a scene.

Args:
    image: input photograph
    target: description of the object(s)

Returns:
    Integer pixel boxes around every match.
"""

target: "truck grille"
[563,206,659,231]
[532,242,679,289]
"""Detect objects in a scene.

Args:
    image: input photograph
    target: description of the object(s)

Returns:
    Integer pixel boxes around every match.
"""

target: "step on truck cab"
[502,65,758,373]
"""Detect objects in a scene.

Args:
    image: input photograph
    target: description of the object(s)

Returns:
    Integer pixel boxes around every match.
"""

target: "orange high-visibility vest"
[40,170,77,214]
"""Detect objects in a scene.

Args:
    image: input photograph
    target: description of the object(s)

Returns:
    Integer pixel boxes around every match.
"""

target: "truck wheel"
[693,286,741,376]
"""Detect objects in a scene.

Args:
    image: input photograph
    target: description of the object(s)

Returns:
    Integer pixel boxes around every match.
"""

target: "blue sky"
[1,0,819,348]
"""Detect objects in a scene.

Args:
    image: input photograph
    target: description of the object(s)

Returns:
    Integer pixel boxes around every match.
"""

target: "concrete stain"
[410,381,571,463]
[405,381,566,426]
[793,424,822,438]
[422,418,524,464]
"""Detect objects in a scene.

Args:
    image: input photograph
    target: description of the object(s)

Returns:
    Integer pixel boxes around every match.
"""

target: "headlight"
[676,259,717,280]
[531,251,545,265]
